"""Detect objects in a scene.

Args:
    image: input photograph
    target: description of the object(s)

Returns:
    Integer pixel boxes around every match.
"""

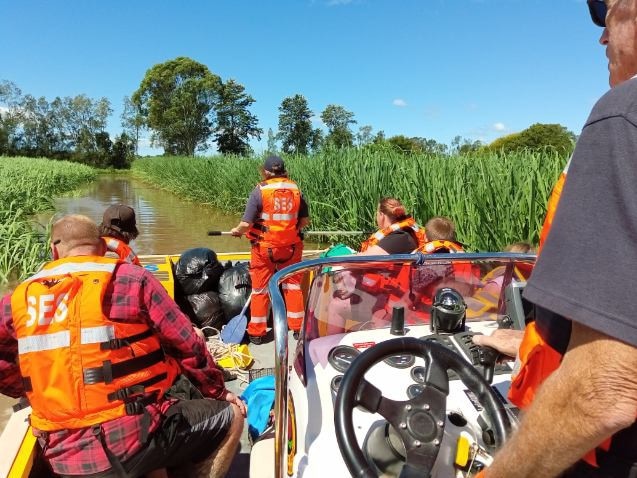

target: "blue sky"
[0,0,608,155]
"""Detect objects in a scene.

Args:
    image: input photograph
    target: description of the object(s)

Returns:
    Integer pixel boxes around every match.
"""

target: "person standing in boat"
[0,215,246,478]
[230,155,310,344]
[475,1,637,476]
[99,203,142,266]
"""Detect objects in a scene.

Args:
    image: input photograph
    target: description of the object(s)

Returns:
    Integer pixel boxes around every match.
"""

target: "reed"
[0,157,97,288]
[133,149,566,251]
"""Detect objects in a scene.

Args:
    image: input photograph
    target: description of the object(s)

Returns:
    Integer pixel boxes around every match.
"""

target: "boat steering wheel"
[334,337,511,478]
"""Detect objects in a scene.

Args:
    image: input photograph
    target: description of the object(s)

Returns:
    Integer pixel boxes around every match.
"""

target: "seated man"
[0,215,246,478]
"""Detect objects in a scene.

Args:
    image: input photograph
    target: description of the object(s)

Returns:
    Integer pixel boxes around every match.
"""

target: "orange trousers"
[247,242,304,337]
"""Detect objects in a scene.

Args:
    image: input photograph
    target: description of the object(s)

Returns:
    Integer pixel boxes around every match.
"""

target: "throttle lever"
[477,346,501,384]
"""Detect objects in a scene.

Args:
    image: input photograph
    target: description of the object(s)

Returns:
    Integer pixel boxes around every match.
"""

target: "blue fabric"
[240,375,275,439]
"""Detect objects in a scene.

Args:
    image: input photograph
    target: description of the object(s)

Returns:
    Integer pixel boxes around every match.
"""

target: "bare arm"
[485,322,637,477]
[298,216,310,229]
[358,244,389,256]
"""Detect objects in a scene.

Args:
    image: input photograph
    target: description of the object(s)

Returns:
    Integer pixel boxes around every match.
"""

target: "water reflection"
[53,174,250,255]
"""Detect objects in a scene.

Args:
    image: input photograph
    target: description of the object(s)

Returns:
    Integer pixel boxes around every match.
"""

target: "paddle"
[220,294,251,344]
[208,230,367,236]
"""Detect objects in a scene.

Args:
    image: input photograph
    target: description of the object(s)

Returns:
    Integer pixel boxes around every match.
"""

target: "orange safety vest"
[11,256,180,431]
[538,160,570,253]
[247,178,302,247]
[360,217,426,252]
[418,240,464,254]
[103,236,141,266]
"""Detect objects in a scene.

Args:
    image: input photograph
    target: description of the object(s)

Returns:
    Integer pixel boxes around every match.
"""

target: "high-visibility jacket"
[247,178,302,247]
[360,217,426,253]
[103,236,141,266]
[538,160,570,253]
[11,256,180,431]
[418,240,464,254]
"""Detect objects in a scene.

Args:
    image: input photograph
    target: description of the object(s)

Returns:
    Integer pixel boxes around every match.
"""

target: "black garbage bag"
[175,248,224,296]
[218,262,251,320]
[185,291,226,331]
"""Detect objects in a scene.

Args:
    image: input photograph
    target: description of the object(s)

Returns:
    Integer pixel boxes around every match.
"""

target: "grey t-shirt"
[525,77,637,348]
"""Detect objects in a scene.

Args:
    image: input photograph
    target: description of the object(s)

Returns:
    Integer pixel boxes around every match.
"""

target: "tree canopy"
[487,123,575,155]
[214,79,262,155]
[320,104,356,148]
[277,94,316,155]
[132,57,222,156]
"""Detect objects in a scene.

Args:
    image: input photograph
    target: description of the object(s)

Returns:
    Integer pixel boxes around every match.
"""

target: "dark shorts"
[59,398,233,478]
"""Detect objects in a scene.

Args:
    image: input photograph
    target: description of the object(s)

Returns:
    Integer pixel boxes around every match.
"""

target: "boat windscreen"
[303,257,534,341]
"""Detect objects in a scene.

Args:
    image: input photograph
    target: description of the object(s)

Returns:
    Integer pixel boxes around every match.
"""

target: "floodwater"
[49,174,252,255]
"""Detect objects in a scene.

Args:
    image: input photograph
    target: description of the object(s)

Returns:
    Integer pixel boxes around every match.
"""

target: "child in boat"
[99,203,142,265]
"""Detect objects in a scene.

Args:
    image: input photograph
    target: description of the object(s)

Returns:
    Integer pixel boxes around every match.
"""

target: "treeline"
[1,55,577,163]
[0,81,134,168]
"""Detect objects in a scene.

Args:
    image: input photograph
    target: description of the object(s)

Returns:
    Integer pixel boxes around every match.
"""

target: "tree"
[320,104,356,148]
[57,95,112,154]
[0,80,23,155]
[132,57,222,156]
[488,123,575,155]
[121,96,145,156]
[356,125,373,147]
[214,79,262,155]
[451,136,483,155]
[277,94,314,155]
[266,128,278,154]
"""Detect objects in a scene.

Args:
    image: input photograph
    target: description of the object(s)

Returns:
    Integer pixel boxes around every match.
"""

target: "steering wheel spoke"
[335,337,511,478]
[355,378,383,413]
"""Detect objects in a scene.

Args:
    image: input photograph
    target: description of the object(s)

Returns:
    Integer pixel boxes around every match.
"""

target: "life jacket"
[360,217,426,253]
[538,160,570,253]
[247,178,302,247]
[11,256,180,431]
[103,236,141,266]
[418,240,464,254]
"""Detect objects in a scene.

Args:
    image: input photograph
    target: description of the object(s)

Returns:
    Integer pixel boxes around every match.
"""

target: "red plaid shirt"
[0,261,228,475]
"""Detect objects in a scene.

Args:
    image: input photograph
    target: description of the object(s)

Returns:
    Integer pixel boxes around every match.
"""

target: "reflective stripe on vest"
[11,256,179,431]
[247,178,302,247]
[419,240,464,254]
[360,218,426,252]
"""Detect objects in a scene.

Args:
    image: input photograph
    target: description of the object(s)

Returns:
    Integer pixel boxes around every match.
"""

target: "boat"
[0,251,535,478]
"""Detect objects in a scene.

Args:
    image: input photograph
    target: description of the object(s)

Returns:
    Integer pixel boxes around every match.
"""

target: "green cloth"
[321,243,356,257]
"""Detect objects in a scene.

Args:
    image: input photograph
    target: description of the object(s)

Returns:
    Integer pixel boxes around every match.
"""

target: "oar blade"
[220,313,248,344]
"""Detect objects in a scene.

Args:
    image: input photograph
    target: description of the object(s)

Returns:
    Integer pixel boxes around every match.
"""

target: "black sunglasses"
[587,0,607,28]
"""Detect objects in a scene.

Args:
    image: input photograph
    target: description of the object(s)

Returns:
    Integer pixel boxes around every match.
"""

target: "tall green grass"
[134,149,566,251]
[0,157,98,288]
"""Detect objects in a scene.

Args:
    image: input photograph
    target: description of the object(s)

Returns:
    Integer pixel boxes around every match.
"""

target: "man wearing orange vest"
[473,1,637,476]
[0,215,245,477]
[231,155,310,344]
[99,203,142,266]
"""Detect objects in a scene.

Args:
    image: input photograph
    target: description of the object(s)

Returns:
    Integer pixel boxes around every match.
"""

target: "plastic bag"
[218,262,251,320]
[175,247,224,295]
[185,291,226,330]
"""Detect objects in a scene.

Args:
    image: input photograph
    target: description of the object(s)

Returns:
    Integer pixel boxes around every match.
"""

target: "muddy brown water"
[1,173,324,440]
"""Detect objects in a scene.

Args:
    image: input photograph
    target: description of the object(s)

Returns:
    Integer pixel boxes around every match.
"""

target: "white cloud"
[392,98,407,107]
[493,122,506,132]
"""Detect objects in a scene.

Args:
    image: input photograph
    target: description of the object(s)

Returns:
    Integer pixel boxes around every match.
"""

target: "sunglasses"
[587,0,607,28]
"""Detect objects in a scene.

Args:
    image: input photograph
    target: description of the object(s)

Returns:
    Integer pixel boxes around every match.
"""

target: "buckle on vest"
[109,384,145,402]
[125,401,144,415]
[101,338,124,350]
